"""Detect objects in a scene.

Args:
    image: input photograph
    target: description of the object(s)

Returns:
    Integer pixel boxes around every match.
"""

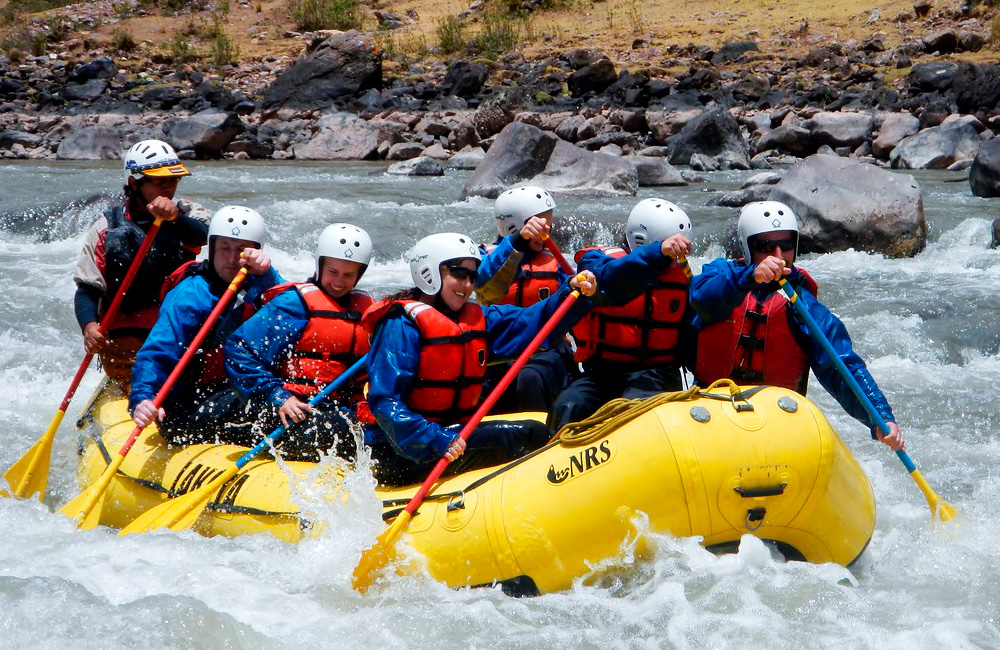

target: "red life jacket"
[282,284,373,398]
[572,246,689,367]
[695,268,819,393]
[484,245,562,307]
[363,298,488,424]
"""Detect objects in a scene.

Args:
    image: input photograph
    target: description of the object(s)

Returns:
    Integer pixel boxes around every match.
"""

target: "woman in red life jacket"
[129,206,281,444]
[224,223,373,461]
[549,198,694,431]
[362,232,596,487]
[476,186,577,414]
[689,200,904,451]
[74,139,210,389]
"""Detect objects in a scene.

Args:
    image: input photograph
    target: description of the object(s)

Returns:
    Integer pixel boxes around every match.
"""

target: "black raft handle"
[734,483,787,498]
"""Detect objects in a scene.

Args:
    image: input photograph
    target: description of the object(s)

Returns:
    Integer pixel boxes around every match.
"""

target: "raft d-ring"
[745,507,766,532]
[446,491,466,512]
[732,393,754,413]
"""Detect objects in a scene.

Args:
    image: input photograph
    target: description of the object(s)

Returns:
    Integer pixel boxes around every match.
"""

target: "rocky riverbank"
[3,1,1000,253]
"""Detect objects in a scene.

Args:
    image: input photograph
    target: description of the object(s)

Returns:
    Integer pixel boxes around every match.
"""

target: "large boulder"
[969,138,1000,198]
[441,61,488,98]
[769,154,926,258]
[262,31,382,111]
[462,122,558,199]
[529,139,638,196]
[165,110,244,157]
[872,112,920,159]
[56,126,122,160]
[668,107,750,169]
[890,116,984,169]
[803,111,874,150]
[624,156,688,186]
[292,110,380,160]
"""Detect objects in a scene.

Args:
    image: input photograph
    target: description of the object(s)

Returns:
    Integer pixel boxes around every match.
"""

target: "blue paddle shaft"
[233,355,368,470]
[777,280,916,473]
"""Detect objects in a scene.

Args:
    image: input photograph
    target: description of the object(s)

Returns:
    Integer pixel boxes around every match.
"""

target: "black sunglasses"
[750,237,797,254]
[446,265,476,281]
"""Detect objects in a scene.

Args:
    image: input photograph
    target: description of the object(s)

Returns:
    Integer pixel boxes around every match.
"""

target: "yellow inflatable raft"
[76,381,875,595]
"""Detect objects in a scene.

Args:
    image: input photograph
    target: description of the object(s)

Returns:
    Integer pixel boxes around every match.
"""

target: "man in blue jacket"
[548,198,694,431]
[129,206,282,444]
[689,200,904,451]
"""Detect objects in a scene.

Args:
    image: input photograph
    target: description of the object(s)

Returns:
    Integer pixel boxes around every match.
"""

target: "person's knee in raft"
[361,232,596,485]
[550,198,694,431]
[688,200,904,451]
[477,186,578,414]
[128,206,282,441]
[73,139,211,390]
[223,223,374,461]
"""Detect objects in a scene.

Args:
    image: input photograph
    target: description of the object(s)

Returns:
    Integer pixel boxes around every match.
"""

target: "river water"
[1,160,998,649]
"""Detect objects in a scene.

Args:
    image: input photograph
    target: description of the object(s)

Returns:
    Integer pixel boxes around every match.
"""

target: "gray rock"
[166,111,245,155]
[0,130,43,150]
[446,145,486,170]
[293,110,380,160]
[262,31,382,111]
[421,143,451,160]
[387,141,424,160]
[770,154,926,257]
[709,185,774,207]
[387,157,444,176]
[462,122,559,199]
[890,117,983,169]
[668,107,750,169]
[803,111,874,149]
[742,172,782,187]
[872,112,920,159]
[56,126,122,160]
[969,137,1000,197]
[756,124,813,157]
[528,140,638,196]
[63,80,106,102]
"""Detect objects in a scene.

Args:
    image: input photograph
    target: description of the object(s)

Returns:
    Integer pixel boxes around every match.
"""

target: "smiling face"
[318,257,362,299]
[212,236,258,282]
[437,258,477,312]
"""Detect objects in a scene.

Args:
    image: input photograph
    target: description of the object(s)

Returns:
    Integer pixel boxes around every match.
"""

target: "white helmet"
[408,232,481,295]
[493,185,556,237]
[626,198,692,251]
[123,139,190,184]
[209,206,266,249]
[737,201,799,260]
[316,223,373,278]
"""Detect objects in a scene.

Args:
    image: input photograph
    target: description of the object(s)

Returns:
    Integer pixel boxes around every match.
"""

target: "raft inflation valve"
[689,406,711,423]
[778,397,798,413]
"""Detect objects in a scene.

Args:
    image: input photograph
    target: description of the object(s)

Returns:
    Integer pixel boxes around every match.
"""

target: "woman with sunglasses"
[690,200,904,451]
[361,232,596,487]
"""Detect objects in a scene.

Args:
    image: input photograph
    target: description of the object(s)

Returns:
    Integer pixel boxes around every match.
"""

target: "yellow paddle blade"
[58,454,125,530]
[3,410,65,500]
[120,466,238,535]
[910,470,958,523]
[351,511,412,593]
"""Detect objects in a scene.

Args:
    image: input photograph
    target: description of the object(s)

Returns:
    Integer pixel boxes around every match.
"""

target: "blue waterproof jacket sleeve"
[128,268,281,412]
[475,235,524,305]
[577,242,671,307]
[366,314,458,464]
[689,258,895,432]
[483,282,590,358]
[225,289,309,407]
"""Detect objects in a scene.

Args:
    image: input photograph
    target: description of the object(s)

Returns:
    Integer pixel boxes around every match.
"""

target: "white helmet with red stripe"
[123,139,190,184]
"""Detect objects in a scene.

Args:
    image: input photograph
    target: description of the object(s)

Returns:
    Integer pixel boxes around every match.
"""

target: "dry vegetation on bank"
[2,0,999,77]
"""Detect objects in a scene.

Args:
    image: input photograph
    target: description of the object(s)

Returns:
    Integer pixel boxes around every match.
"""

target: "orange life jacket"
[363,298,489,424]
[484,245,562,307]
[572,246,689,367]
[695,268,819,393]
[281,284,372,399]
